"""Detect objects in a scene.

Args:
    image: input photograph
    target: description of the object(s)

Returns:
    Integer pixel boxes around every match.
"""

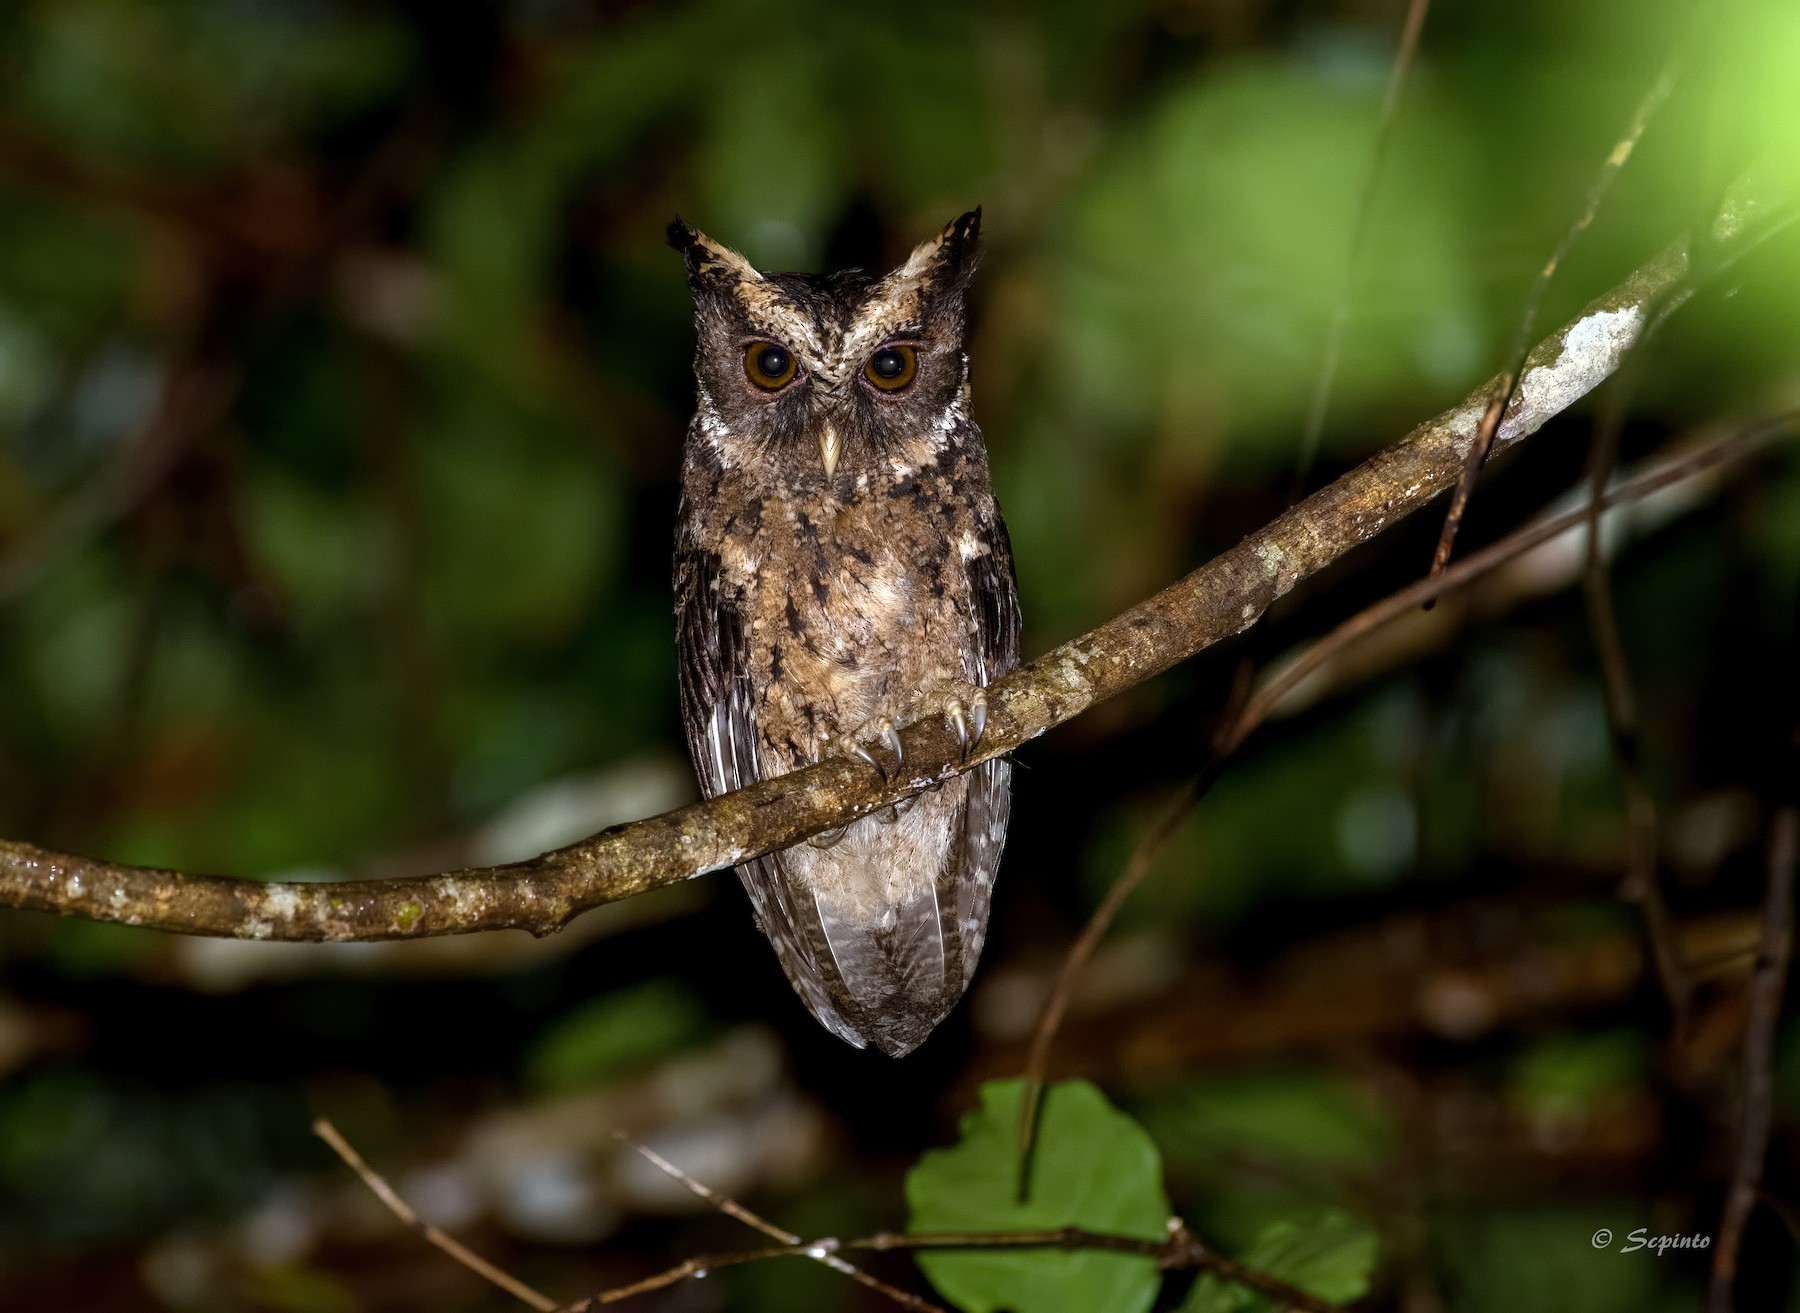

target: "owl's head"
[668,211,982,485]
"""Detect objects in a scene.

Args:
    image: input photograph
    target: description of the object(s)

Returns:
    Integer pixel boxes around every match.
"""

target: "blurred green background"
[2,0,1799,1309]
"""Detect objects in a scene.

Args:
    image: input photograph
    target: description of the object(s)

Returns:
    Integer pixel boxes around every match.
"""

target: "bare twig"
[1234,418,1792,749]
[854,1221,1343,1313]
[1292,0,1432,498]
[984,902,1759,1089]
[1014,684,1246,1191]
[1429,61,1677,581]
[576,1141,1348,1312]
[1014,415,1796,1170]
[1580,380,1694,1035]
[575,1222,1344,1313]
[312,1117,558,1312]
[1706,807,1798,1313]
[577,1245,793,1305]
[0,207,1738,943]
[1560,152,1770,1034]
[588,1136,942,1313]
[317,1114,939,1313]
[1559,161,1800,1031]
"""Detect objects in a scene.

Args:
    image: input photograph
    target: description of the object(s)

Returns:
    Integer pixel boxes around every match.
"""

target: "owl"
[669,210,1021,1057]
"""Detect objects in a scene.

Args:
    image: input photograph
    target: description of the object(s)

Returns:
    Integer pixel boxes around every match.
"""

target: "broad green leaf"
[1181,1210,1376,1312]
[906,1078,1170,1313]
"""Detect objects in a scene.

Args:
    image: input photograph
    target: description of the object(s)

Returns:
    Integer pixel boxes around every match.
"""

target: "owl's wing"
[950,515,1023,986]
[672,540,865,1047]
[673,542,758,799]
[967,516,1023,686]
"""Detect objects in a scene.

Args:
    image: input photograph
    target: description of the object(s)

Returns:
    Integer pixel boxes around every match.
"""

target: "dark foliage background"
[2,1,1799,1309]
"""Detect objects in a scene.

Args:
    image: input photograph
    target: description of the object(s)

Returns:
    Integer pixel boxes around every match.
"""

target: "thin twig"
[1015,675,1250,1193]
[1293,0,1432,499]
[1567,163,1799,1033]
[1706,806,1798,1313]
[1014,414,1796,1175]
[589,1135,943,1313]
[1580,378,1694,1036]
[574,1223,1344,1313]
[854,1222,1343,1313]
[614,1137,794,1243]
[575,1245,793,1305]
[1236,416,1794,744]
[1429,61,1677,583]
[312,1118,558,1312]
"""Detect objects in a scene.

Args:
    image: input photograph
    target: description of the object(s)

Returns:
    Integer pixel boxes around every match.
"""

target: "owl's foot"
[925,682,989,762]
[822,716,915,826]
[826,715,905,782]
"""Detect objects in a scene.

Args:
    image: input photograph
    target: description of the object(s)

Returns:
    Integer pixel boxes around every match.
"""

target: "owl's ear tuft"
[892,207,983,298]
[940,207,982,264]
[666,216,701,264]
[666,217,763,288]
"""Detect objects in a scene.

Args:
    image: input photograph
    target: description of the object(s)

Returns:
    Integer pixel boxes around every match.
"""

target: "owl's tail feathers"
[812,885,962,1058]
[738,841,979,1057]
[736,855,870,1051]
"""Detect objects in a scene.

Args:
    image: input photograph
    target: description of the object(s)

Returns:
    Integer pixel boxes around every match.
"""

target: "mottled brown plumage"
[670,211,1020,1056]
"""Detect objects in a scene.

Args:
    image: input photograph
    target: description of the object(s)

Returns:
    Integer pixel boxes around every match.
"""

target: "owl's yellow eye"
[864,344,918,392]
[744,341,797,390]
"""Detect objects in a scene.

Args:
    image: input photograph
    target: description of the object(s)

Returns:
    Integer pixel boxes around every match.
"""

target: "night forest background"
[3,1,1800,1310]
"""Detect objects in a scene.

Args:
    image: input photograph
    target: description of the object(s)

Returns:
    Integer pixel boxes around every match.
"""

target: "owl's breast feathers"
[675,428,1020,1055]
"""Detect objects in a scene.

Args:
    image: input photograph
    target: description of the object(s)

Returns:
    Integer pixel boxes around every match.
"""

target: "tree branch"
[0,208,1760,943]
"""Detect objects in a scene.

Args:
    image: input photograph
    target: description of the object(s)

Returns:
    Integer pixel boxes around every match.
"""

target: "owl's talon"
[945,698,970,758]
[844,740,885,776]
[878,717,904,772]
[938,687,989,762]
[808,825,847,849]
[829,717,904,782]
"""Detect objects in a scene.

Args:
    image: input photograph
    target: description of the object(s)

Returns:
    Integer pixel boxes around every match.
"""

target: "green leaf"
[1180,1210,1376,1312]
[905,1078,1170,1313]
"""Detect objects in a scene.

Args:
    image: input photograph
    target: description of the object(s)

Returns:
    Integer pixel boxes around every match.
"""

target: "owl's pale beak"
[818,422,842,480]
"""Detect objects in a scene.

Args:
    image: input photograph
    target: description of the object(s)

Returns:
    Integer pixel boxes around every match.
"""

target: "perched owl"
[669,210,1021,1057]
